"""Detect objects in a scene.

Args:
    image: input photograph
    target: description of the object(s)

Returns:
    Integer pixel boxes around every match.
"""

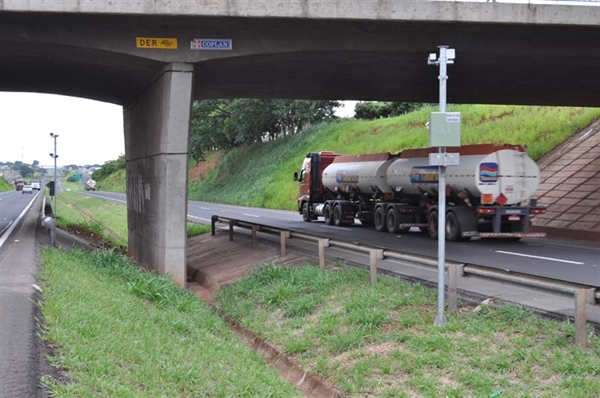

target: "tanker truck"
[293,144,547,241]
[86,179,97,191]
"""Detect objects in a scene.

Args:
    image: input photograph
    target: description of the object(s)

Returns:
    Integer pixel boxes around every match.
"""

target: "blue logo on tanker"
[410,166,439,184]
[336,170,359,184]
[479,162,498,183]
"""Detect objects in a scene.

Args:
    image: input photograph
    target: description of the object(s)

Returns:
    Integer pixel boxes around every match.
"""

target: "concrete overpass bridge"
[1,0,598,285]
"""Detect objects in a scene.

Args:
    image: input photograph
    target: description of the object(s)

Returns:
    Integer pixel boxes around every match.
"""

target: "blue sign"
[479,162,498,183]
[190,39,232,50]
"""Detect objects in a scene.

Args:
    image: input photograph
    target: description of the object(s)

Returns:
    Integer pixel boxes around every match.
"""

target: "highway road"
[0,189,40,247]
[82,191,600,287]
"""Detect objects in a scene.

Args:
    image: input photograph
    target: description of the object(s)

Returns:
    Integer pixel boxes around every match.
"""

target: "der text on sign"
[136,37,178,49]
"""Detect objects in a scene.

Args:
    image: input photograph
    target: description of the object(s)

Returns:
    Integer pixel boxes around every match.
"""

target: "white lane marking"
[0,220,13,237]
[495,250,585,265]
[200,207,210,210]
[319,225,352,231]
[0,193,39,248]
[243,213,260,218]
[188,215,211,222]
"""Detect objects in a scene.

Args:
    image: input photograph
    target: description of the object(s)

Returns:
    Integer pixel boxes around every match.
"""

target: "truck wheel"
[302,203,311,223]
[323,203,333,225]
[445,212,462,242]
[386,208,398,234]
[333,205,343,226]
[374,207,387,232]
[428,210,438,239]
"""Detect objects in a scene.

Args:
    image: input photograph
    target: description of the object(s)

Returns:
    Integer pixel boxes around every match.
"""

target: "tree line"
[93,99,423,179]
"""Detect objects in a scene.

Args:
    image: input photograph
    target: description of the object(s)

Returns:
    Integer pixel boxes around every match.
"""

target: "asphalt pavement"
[0,196,598,397]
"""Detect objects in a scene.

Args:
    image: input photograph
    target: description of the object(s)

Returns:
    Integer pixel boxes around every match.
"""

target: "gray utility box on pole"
[429,112,461,147]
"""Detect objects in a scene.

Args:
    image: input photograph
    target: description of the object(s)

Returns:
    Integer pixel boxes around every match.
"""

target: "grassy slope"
[97,168,126,193]
[217,264,600,398]
[41,249,302,397]
[189,105,600,210]
[0,176,13,192]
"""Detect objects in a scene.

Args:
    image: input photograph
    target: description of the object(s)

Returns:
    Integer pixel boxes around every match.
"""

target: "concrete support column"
[123,63,194,287]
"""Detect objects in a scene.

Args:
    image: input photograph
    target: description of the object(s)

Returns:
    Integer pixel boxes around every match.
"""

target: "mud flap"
[451,207,478,238]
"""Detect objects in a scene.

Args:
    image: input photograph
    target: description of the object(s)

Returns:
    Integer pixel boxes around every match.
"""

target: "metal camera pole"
[50,132,58,217]
[427,45,457,326]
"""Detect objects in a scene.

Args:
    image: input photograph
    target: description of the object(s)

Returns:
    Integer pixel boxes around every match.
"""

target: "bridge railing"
[209,215,597,347]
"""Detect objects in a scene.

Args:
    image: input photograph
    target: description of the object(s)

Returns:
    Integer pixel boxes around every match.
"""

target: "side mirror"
[293,172,298,182]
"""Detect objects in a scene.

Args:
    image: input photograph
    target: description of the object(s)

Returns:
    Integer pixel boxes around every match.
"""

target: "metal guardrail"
[210,215,597,347]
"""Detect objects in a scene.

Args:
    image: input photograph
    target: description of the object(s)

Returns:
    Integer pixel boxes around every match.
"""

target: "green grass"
[97,168,126,193]
[217,264,600,398]
[0,176,13,191]
[40,248,302,397]
[56,192,210,246]
[188,105,600,210]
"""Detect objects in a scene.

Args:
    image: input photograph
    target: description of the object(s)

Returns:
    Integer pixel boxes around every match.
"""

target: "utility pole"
[427,46,460,326]
[50,133,59,217]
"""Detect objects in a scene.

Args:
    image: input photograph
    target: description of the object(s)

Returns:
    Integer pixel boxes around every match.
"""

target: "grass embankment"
[41,192,284,395]
[42,181,599,396]
[188,105,600,210]
[40,248,302,397]
[96,168,126,193]
[0,176,13,191]
[218,264,600,397]
[55,191,210,247]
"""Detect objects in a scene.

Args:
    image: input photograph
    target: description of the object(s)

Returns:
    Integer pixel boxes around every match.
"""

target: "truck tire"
[333,205,343,226]
[323,203,334,225]
[302,203,311,222]
[428,210,438,239]
[445,211,462,242]
[374,207,387,232]
[386,208,398,234]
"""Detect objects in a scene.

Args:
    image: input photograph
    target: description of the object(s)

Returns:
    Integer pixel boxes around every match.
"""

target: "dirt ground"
[186,230,318,301]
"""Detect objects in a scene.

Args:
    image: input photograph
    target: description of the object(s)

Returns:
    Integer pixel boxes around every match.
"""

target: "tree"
[18,164,34,179]
[354,101,424,120]
[92,155,125,182]
[188,99,339,161]
[32,160,40,168]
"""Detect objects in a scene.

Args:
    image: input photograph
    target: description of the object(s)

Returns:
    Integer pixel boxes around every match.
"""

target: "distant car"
[22,185,33,194]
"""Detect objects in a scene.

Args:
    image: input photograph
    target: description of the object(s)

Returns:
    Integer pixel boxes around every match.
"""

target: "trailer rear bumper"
[479,232,547,239]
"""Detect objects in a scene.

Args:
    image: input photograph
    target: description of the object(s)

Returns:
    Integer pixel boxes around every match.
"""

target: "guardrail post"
[369,249,383,285]
[575,289,587,348]
[229,220,234,241]
[211,215,218,236]
[280,231,290,257]
[448,264,459,313]
[251,225,258,248]
[318,239,329,268]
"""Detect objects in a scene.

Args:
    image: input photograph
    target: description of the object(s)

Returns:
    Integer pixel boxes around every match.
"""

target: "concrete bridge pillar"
[123,63,194,286]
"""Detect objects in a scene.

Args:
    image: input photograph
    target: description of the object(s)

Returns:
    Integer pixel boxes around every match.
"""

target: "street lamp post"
[50,133,59,217]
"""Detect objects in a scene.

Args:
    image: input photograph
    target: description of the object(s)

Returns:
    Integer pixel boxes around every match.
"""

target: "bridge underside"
[1,13,599,107]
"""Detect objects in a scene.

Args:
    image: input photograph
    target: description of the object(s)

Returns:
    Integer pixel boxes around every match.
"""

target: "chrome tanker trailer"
[294,144,547,241]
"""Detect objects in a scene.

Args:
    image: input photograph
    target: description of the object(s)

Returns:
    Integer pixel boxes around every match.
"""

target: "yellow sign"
[136,37,178,49]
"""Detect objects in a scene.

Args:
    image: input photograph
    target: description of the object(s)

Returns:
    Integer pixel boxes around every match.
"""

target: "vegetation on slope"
[217,264,600,397]
[0,176,13,192]
[189,105,600,210]
[40,248,302,397]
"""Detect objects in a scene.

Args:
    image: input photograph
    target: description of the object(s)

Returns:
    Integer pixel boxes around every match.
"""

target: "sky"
[0,92,357,167]
[0,92,125,167]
